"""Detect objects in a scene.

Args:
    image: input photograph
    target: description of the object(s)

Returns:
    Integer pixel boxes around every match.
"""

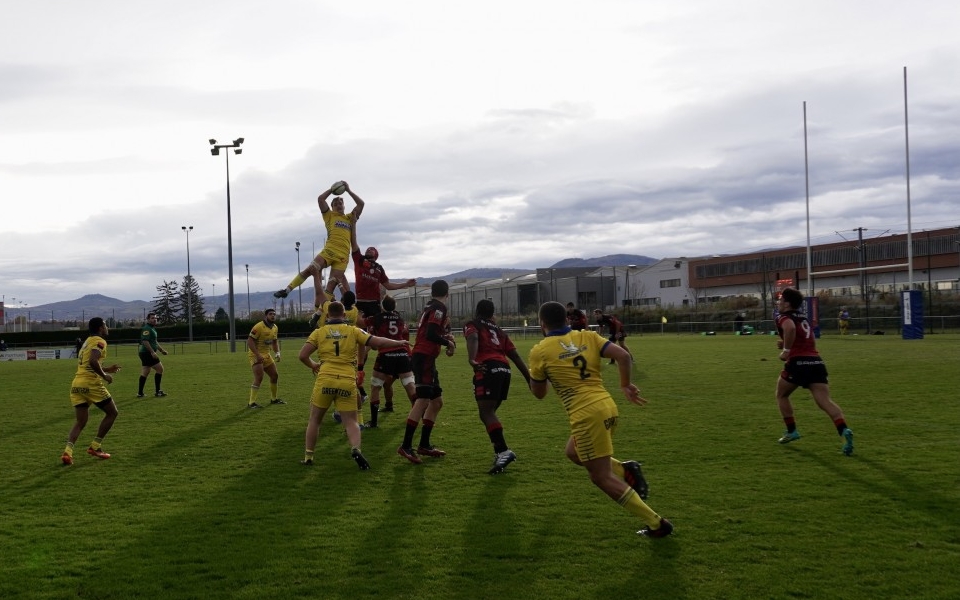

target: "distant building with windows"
[688,226,960,303]
[387,227,960,320]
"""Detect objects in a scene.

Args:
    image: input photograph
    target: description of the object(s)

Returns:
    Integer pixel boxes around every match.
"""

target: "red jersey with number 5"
[368,310,408,341]
[368,309,410,356]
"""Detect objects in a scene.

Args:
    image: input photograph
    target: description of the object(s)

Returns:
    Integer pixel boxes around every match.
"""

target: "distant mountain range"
[549,254,658,269]
[428,254,657,282]
[12,254,660,322]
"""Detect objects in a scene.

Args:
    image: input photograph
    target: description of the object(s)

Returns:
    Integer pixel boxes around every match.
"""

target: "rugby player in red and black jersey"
[464,299,531,474]
[774,288,854,455]
[594,309,632,363]
[566,302,588,331]
[364,295,416,427]
[349,225,416,416]
[350,224,416,320]
[397,280,455,464]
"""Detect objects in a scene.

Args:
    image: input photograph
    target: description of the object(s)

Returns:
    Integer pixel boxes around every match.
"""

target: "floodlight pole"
[182,226,194,342]
[209,137,244,352]
[295,242,302,316]
[245,264,251,316]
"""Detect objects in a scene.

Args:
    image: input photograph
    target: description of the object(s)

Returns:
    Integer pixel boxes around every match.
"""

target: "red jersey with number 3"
[776,312,820,358]
[413,299,450,358]
[463,318,516,363]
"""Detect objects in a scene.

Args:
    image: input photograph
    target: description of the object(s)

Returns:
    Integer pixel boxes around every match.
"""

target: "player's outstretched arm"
[506,348,532,386]
[318,188,333,213]
[343,181,365,219]
[367,336,409,351]
[382,279,416,291]
[350,219,361,253]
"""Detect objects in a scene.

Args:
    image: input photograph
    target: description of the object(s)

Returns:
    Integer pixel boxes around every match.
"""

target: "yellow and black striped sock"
[617,487,661,528]
[90,437,104,451]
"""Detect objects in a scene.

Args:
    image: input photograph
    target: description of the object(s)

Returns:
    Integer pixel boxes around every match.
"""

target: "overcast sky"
[2,1,959,309]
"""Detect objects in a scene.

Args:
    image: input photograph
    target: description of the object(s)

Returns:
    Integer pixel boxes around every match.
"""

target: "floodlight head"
[211,147,220,156]
[234,137,244,145]
[209,139,217,145]
[295,241,300,249]
[233,148,242,155]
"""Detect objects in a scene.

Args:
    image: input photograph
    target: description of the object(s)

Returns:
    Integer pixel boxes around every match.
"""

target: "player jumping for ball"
[274,180,364,328]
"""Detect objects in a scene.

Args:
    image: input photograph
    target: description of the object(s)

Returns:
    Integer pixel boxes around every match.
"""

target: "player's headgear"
[364,247,379,261]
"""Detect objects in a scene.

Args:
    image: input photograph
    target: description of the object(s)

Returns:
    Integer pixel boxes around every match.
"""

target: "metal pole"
[856,228,871,334]
[926,230,933,334]
[296,242,302,315]
[225,151,237,351]
[904,66,914,290]
[956,227,960,289]
[183,226,194,342]
[803,101,813,297]
[246,264,251,316]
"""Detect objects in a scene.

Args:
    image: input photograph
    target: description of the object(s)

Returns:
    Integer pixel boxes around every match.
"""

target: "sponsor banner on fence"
[0,348,75,361]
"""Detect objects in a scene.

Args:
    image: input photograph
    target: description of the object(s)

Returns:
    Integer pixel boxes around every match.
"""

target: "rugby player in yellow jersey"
[319,290,363,424]
[246,308,284,409]
[318,290,360,328]
[61,317,122,465]
[298,301,410,470]
[528,301,673,538]
[274,180,365,328]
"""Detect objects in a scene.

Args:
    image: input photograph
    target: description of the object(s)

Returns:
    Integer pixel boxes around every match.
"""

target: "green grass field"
[2,333,959,600]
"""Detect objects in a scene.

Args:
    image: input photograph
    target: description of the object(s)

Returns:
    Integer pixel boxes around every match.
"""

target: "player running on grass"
[61,317,122,465]
[464,299,531,474]
[774,288,854,455]
[529,301,671,538]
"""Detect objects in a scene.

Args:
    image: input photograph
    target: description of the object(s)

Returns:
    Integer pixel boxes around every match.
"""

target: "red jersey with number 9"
[776,312,820,358]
